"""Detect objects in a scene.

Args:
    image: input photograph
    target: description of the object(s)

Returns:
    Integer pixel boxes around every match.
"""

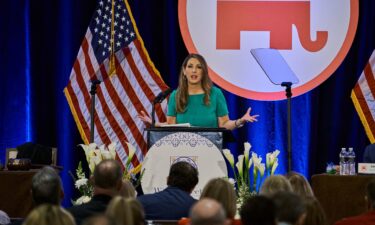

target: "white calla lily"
[258,163,266,177]
[107,142,117,159]
[244,142,251,166]
[223,149,235,168]
[236,155,244,179]
[125,142,136,166]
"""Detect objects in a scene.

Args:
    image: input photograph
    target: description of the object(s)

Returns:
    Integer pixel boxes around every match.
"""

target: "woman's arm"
[138,111,176,127]
[218,107,259,130]
[166,116,176,124]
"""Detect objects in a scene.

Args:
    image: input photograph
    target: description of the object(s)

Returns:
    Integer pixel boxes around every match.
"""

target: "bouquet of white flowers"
[222,142,280,209]
[71,142,142,205]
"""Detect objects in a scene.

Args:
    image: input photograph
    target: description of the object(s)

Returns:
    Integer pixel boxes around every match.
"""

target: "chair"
[5,147,57,168]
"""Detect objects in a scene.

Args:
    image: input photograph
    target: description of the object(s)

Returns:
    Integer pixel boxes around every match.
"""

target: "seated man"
[9,166,64,225]
[68,159,123,225]
[363,144,375,163]
[137,161,199,220]
[334,179,375,225]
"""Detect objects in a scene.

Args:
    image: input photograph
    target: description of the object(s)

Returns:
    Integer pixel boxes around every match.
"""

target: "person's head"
[106,196,145,225]
[240,195,277,225]
[259,175,292,197]
[302,196,328,225]
[200,178,237,219]
[190,198,228,225]
[366,179,375,210]
[23,204,75,225]
[176,53,213,113]
[167,161,199,193]
[93,159,122,195]
[31,166,64,206]
[273,191,306,225]
[119,179,136,198]
[286,172,314,198]
[82,215,115,225]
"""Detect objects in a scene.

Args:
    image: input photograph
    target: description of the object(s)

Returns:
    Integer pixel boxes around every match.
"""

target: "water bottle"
[339,148,347,175]
[348,147,356,175]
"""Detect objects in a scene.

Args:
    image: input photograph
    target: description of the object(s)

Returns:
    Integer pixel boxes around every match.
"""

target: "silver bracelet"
[235,119,244,128]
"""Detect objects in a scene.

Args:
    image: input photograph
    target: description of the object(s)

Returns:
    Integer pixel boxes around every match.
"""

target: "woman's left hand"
[241,107,259,123]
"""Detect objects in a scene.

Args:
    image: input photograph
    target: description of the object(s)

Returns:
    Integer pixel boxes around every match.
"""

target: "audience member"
[286,172,314,198]
[259,175,292,197]
[31,166,64,206]
[200,178,237,219]
[119,179,136,198]
[106,196,145,225]
[190,198,228,225]
[9,166,64,225]
[0,210,10,225]
[363,144,375,163]
[273,191,306,225]
[68,159,123,225]
[81,215,114,225]
[23,204,76,225]
[240,195,277,225]
[334,179,375,225]
[302,196,328,225]
[82,214,117,225]
[137,161,199,220]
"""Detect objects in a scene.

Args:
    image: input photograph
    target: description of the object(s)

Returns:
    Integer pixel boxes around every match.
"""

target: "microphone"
[153,89,172,104]
[91,79,102,85]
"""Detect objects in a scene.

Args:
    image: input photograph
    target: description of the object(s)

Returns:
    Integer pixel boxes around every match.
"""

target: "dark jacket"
[137,186,197,220]
[68,194,112,225]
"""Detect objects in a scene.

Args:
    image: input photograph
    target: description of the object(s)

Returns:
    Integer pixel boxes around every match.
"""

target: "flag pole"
[90,80,101,143]
[109,0,116,76]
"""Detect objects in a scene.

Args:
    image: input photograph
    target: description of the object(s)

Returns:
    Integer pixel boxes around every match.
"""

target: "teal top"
[167,86,229,127]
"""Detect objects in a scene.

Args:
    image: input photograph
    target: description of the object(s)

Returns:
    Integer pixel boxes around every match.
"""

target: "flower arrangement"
[222,142,280,208]
[71,142,142,205]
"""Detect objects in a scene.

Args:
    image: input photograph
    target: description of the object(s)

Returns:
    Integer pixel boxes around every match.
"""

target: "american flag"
[64,0,169,167]
[351,50,375,143]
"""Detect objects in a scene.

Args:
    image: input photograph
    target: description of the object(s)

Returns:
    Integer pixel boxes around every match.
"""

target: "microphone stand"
[151,102,156,128]
[281,82,292,172]
[90,80,101,143]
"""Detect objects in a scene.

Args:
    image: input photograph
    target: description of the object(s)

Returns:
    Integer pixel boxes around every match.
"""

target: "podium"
[142,127,233,199]
[146,127,234,150]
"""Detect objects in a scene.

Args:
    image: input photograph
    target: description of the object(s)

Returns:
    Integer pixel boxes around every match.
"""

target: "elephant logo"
[216,1,328,52]
[178,0,358,100]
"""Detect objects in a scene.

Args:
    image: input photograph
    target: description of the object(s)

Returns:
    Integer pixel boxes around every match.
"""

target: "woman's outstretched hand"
[138,110,152,125]
[241,107,259,123]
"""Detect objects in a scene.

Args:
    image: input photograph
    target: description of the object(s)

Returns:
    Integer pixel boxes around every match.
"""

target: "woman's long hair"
[106,196,145,225]
[176,53,213,113]
[200,178,237,219]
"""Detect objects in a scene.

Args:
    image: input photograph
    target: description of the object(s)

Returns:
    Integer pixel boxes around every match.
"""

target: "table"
[0,170,38,218]
[311,174,375,225]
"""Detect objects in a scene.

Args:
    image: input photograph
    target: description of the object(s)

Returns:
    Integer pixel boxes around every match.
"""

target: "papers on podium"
[159,123,191,128]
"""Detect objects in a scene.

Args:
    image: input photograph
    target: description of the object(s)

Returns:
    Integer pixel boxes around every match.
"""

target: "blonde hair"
[176,53,213,113]
[260,175,292,197]
[286,171,314,198]
[23,204,76,225]
[106,196,144,225]
[200,178,237,219]
[119,179,136,198]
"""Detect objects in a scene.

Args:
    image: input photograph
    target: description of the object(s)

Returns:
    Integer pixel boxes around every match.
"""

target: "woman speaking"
[139,53,258,130]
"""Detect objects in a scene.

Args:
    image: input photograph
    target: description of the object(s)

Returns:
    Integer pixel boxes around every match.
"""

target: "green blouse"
[167,86,229,127]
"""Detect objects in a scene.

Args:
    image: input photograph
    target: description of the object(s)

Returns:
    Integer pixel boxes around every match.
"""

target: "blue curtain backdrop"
[0,0,374,207]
